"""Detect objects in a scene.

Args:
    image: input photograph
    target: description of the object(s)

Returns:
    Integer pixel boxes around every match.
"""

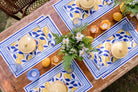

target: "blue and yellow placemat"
[54,0,114,31]
[0,15,62,78]
[83,17,138,80]
[24,60,92,92]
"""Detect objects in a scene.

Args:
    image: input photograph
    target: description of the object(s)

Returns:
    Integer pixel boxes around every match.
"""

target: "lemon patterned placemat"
[24,60,92,92]
[0,15,62,78]
[83,17,138,80]
[54,0,114,31]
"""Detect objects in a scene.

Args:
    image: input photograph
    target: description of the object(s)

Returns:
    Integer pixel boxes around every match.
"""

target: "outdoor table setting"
[0,0,138,92]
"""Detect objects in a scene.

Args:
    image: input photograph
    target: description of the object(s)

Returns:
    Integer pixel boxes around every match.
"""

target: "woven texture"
[0,0,50,20]
[0,0,35,14]
[26,0,50,15]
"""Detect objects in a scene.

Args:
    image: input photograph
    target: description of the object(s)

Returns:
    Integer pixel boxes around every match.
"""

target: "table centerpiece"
[53,23,96,72]
[115,0,138,18]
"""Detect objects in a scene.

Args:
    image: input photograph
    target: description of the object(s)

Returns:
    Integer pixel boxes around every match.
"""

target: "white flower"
[75,32,84,42]
[83,47,89,51]
[79,49,84,57]
[62,38,69,45]
[61,45,65,50]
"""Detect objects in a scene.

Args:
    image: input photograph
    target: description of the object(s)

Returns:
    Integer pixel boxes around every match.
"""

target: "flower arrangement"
[53,23,95,70]
[115,0,138,15]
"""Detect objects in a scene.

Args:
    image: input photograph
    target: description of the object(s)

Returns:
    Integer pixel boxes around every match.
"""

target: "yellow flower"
[63,38,69,45]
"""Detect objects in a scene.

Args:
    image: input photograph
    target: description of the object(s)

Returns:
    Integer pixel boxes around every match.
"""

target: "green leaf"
[62,61,72,70]
[82,37,93,45]
[52,33,64,44]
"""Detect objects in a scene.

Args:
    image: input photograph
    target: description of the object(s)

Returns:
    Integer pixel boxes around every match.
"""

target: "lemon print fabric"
[90,29,137,68]
[31,71,82,92]
[64,0,110,20]
[7,26,56,65]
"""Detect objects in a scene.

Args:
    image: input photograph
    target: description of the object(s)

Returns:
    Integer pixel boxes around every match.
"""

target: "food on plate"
[18,36,36,53]
[79,0,95,10]
[51,56,61,65]
[111,41,128,59]
[113,12,123,21]
[100,20,111,30]
[48,81,68,92]
[42,57,51,67]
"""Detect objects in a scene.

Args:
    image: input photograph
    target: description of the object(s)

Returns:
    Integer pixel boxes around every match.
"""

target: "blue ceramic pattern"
[53,0,114,31]
[90,29,137,69]
[0,15,62,78]
[24,60,92,92]
[7,26,55,65]
[64,0,113,20]
[83,17,138,80]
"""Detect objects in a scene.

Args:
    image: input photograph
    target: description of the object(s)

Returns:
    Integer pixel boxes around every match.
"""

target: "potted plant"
[53,23,95,72]
[115,0,138,18]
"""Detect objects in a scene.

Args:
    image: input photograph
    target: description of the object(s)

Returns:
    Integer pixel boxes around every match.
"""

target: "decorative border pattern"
[24,60,92,92]
[0,15,62,78]
[53,0,114,31]
[83,17,138,80]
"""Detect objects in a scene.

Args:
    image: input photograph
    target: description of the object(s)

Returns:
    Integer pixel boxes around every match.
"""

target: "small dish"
[27,69,40,81]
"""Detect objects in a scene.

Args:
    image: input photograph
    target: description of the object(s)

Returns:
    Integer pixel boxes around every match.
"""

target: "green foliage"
[114,0,138,15]
[53,23,95,70]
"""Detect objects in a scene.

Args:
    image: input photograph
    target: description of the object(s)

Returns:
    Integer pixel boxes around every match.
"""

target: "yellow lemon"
[113,12,123,21]
[42,58,51,67]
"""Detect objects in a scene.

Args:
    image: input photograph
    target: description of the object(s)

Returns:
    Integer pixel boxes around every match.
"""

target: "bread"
[79,0,95,10]
[48,81,68,92]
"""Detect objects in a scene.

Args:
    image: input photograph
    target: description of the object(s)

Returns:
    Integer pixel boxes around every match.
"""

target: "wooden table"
[0,0,138,92]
